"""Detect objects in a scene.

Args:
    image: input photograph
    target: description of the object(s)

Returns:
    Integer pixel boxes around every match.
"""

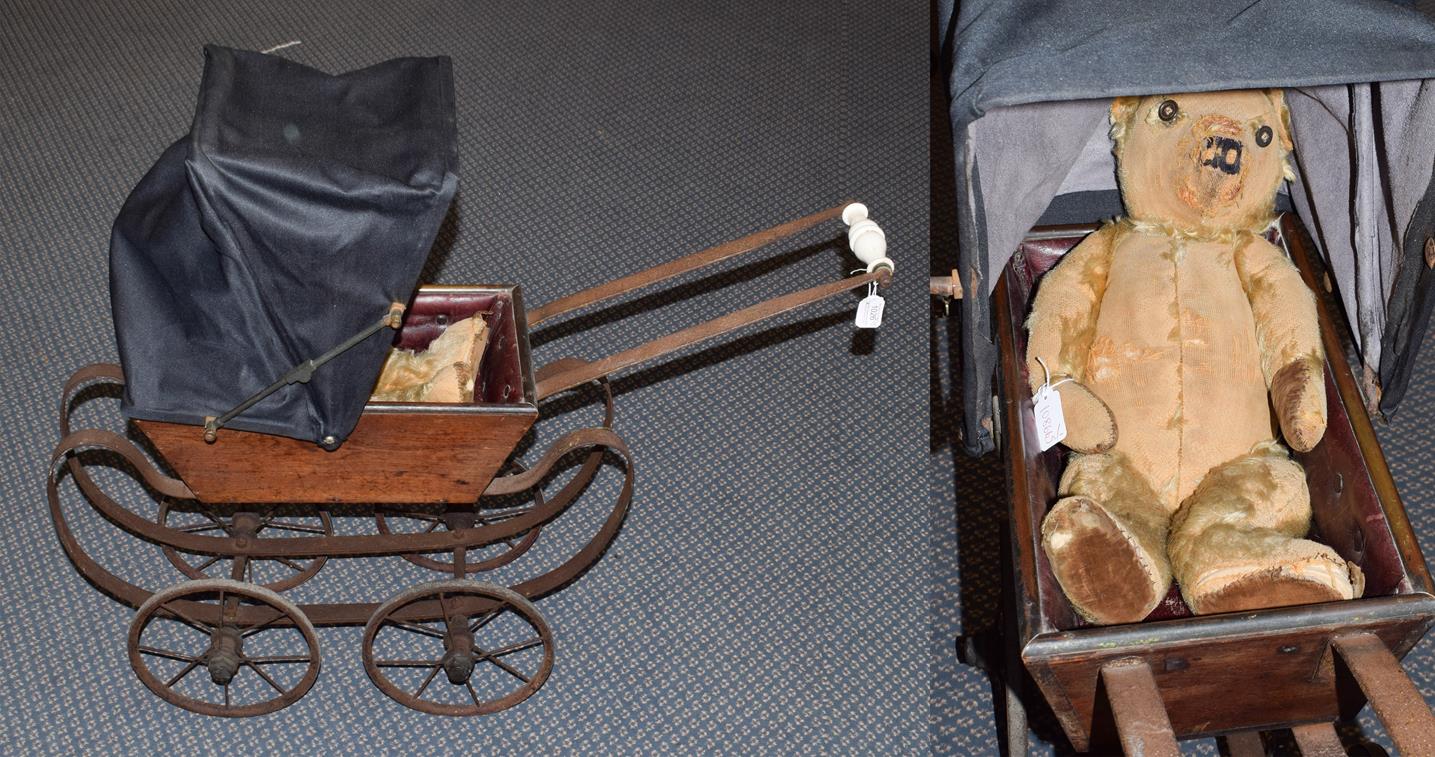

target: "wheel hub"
[229,511,261,538]
[442,614,475,684]
[442,510,476,531]
[204,625,244,685]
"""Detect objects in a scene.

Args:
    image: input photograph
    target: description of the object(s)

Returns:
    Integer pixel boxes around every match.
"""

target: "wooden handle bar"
[526,202,853,326]
[534,267,890,401]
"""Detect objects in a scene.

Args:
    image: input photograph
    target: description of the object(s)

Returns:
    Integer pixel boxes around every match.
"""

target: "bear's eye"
[1255,125,1273,148]
[1157,99,1180,123]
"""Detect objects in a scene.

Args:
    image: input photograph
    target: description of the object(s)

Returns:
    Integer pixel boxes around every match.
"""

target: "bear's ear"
[1108,96,1143,144]
[1264,88,1295,151]
[1110,96,1142,127]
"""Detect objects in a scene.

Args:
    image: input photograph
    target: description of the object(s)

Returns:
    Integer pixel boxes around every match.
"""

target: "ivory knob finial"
[842,202,892,274]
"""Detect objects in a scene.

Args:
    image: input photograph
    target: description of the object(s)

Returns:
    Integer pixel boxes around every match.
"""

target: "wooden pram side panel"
[1281,218,1433,596]
[137,407,537,504]
[996,251,1074,641]
[132,284,541,505]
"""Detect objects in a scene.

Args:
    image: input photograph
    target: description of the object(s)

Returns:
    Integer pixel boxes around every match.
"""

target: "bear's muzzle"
[1200,135,1243,176]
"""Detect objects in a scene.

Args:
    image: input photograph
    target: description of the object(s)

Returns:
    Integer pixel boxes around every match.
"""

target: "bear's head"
[1110,89,1293,234]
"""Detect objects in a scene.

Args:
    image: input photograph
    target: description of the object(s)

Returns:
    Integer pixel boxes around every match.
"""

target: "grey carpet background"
[15,1,1432,753]
[0,2,928,754]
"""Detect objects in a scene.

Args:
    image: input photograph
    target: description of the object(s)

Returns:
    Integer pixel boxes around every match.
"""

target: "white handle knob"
[842,202,893,274]
[842,202,869,225]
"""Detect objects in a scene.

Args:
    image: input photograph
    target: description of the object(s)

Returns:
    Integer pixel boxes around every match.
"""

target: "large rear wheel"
[361,580,553,715]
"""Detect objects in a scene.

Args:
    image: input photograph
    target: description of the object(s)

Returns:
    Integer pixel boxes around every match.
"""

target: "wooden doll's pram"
[49,47,896,717]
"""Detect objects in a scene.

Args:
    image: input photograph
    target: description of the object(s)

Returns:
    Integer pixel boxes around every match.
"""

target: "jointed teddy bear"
[372,315,489,403]
[1027,89,1363,625]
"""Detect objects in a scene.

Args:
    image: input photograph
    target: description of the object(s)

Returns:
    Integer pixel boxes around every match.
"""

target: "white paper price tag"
[1033,384,1067,452]
[855,293,884,328]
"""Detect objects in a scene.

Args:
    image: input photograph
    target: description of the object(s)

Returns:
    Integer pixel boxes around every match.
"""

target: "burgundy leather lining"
[1006,228,1405,631]
[392,290,528,405]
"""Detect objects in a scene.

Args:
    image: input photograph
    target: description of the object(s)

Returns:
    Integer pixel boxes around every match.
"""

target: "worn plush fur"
[1028,90,1361,625]
[372,315,489,403]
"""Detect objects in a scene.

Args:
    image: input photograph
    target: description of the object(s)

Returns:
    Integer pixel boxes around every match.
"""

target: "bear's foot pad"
[1188,560,1353,615]
[1043,497,1167,625]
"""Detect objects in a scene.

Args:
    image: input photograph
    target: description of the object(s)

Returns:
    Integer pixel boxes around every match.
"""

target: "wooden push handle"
[527,202,853,327]
[528,202,892,401]
[1289,723,1346,756]
[1332,632,1435,754]
[533,267,889,400]
[930,269,963,299]
[1099,659,1180,757]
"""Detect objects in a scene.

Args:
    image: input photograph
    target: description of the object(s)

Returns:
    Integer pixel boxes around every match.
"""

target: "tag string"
[1034,356,1075,391]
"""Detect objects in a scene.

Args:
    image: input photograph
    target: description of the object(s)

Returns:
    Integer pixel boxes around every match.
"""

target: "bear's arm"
[1235,236,1327,452]
[1024,224,1118,453]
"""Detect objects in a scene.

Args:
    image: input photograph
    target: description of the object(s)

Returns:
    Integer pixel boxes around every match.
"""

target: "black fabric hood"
[946,0,1435,132]
[110,46,458,447]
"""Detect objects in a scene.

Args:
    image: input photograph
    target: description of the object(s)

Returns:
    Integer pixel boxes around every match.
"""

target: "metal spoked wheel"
[159,502,332,591]
[375,461,543,574]
[362,580,554,716]
[128,579,320,717]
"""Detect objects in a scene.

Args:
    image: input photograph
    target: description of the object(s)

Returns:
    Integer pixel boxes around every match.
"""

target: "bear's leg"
[1041,452,1173,625]
[1169,443,1361,615]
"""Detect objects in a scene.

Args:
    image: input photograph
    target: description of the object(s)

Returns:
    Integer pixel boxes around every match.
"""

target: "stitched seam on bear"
[1171,236,1186,510]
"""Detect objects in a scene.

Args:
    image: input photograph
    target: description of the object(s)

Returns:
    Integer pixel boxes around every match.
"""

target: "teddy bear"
[1026,89,1364,625]
[371,315,489,403]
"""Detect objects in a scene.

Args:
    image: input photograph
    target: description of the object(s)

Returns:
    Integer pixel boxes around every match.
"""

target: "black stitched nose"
[1201,136,1243,175]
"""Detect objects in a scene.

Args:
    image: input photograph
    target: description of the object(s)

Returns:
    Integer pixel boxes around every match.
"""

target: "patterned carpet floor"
[0,2,928,754]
